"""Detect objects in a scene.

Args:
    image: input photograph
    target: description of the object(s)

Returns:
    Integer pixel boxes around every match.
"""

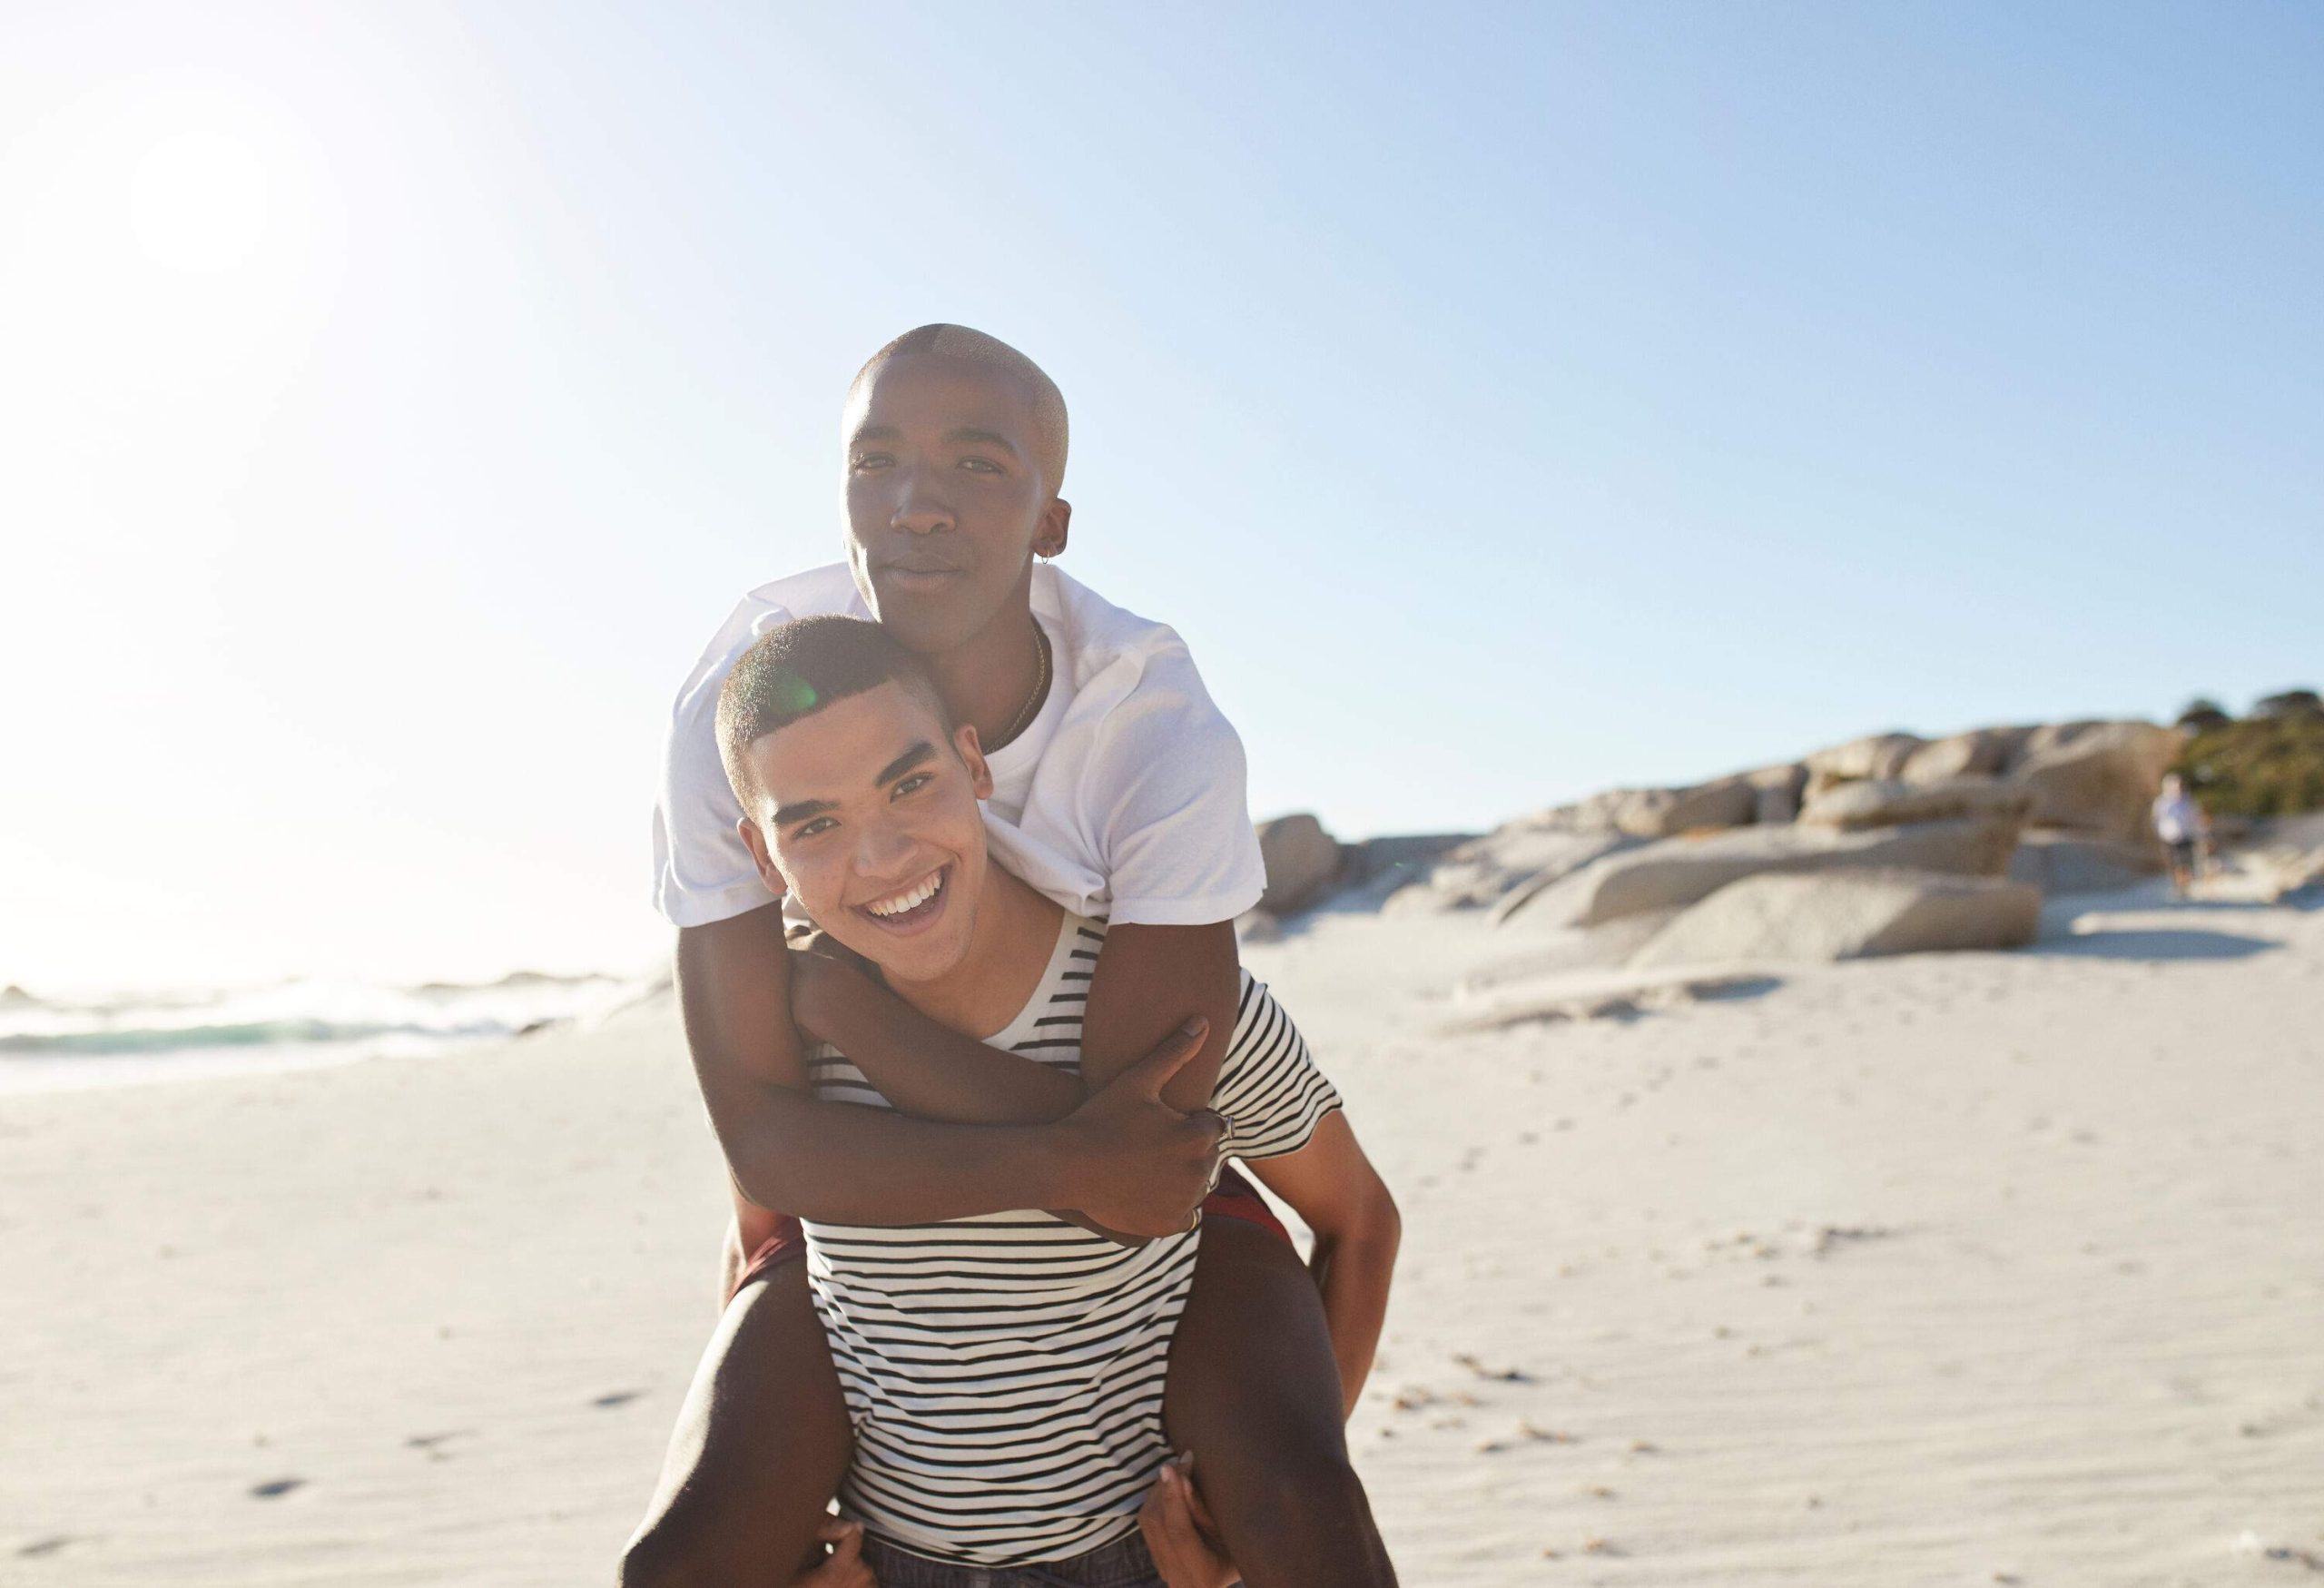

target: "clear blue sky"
[3,2,2318,990]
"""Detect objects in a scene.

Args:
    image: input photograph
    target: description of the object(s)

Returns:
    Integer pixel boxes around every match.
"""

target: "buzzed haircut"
[717,616,954,812]
[851,323,1069,490]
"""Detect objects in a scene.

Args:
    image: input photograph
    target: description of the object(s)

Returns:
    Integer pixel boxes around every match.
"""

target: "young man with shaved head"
[629,327,1401,1586]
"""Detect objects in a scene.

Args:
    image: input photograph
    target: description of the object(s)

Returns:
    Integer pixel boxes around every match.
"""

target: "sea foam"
[0,970,665,1094]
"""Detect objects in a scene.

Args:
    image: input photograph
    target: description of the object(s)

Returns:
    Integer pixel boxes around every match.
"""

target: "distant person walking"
[2152,774,2209,896]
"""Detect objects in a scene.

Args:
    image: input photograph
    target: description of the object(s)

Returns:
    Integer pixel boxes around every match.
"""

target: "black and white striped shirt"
[801,912,1340,1567]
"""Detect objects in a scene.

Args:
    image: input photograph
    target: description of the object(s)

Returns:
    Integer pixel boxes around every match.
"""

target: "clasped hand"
[787,938,1225,1238]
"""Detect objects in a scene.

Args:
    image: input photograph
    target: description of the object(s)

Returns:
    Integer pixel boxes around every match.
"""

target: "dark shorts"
[733,1165,1289,1300]
[862,1527,1163,1587]
[2168,838,2199,870]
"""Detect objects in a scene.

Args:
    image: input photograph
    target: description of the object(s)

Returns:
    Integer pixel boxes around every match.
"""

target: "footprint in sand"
[1810,1224,1899,1258]
[2233,1531,2324,1572]
[16,1535,80,1558]
[1453,1352,1535,1383]
[406,1429,477,1462]
[249,1477,306,1499]
[593,1390,645,1408]
[2235,1392,2324,1439]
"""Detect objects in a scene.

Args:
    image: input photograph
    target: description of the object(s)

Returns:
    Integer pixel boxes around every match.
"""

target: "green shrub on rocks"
[2254,688,2324,721]
[2178,710,2324,818]
[2175,698,2231,734]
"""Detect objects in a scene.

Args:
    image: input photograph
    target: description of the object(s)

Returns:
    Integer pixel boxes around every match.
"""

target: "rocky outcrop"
[2008,720,2107,769]
[1799,777,2035,832]
[1803,733,1925,798]
[1355,713,2190,946]
[1382,822,1643,916]
[1745,764,1809,825]
[1436,967,1781,1033]
[1484,836,1648,925]
[1898,727,2034,785]
[2212,812,2324,902]
[2009,722,2186,842]
[2005,832,2162,895]
[1255,814,1343,916]
[1504,813,2026,929]
[1330,833,1473,909]
[1584,781,1757,839]
[1554,782,1749,839]
[1630,869,2041,967]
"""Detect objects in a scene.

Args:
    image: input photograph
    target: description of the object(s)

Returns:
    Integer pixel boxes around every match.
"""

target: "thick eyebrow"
[770,795,835,828]
[771,741,936,829]
[848,423,903,449]
[875,741,937,786]
[944,426,1022,458]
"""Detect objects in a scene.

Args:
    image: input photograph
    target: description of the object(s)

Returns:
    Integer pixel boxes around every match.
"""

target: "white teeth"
[867,871,943,918]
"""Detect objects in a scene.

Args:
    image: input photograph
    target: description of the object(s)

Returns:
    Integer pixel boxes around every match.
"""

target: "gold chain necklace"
[990,622,1051,751]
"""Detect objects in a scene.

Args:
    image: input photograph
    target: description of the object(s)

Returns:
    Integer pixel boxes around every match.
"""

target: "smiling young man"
[632,615,1393,1585]
[633,327,1400,1586]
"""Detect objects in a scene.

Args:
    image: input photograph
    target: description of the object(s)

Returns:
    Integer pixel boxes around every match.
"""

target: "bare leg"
[622,1261,855,1588]
[1164,1218,1398,1588]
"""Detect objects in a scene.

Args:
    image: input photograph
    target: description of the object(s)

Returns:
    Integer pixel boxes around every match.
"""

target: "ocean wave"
[0,970,667,1091]
[0,1018,513,1057]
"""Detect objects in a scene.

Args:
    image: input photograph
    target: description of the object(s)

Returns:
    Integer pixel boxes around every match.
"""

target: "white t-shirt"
[2152,793,2202,844]
[653,562,1266,929]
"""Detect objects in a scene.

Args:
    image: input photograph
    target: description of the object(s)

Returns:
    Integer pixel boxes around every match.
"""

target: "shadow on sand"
[2029,928,2280,962]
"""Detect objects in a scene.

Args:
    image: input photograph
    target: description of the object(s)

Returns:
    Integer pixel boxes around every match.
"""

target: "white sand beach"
[12,6,2323,1583]
[5,886,2322,1586]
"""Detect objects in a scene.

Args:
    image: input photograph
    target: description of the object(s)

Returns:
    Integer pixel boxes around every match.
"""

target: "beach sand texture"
[5,892,2322,1585]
